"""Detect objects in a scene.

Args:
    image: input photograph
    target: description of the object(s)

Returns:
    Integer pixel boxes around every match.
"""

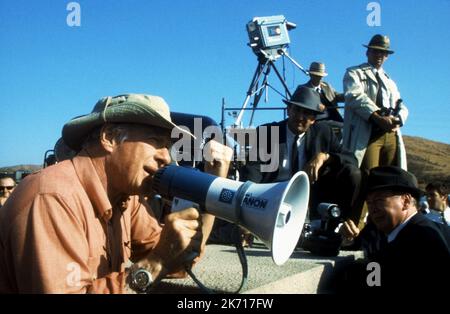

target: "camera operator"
[0,94,231,293]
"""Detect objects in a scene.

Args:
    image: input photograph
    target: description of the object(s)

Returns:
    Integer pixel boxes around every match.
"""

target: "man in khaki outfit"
[343,34,408,174]
[0,94,231,293]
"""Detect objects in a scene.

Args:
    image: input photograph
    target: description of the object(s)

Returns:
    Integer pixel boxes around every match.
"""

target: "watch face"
[131,269,153,292]
[135,271,150,287]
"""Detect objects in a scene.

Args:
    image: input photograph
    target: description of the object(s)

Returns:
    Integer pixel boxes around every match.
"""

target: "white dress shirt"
[371,67,391,109]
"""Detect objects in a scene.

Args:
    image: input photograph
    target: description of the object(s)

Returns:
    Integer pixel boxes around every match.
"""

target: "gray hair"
[82,123,131,149]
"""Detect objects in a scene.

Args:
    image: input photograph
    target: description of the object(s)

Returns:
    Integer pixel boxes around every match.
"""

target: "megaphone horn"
[152,165,310,265]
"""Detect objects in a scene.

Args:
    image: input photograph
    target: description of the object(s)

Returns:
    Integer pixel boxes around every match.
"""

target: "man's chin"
[139,178,154,196]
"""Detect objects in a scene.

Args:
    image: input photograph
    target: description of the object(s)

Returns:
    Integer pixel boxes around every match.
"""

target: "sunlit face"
[287,104,317,135]
[426,189,447,211]
[367,190,409,234]
[366,48,389,69]
[0,177,16,199]
[105,125,172,196]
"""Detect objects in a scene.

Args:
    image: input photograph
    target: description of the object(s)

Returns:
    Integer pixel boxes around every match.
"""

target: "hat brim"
[62,102,195,151]
[282,99,323,114]
[308,71,328,77]
[363,44,394,54]
[367,184,423,199]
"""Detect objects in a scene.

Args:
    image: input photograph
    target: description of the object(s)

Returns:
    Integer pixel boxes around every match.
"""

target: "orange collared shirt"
[0,152,161,293]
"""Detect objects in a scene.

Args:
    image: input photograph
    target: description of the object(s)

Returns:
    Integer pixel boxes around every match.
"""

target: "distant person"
[0,177,16,207]
[343,34,409,174]
[339,166,450,292]
[0,94,232,293]
[242,86,361,221]
[299,62,344,123]
[424,182,450,225]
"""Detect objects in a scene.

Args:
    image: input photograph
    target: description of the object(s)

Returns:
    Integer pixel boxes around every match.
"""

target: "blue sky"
[1,0,449,166]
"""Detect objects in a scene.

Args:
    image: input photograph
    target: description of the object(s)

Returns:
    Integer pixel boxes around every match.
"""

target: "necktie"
[375,72,384,108]
[291,135,299,175]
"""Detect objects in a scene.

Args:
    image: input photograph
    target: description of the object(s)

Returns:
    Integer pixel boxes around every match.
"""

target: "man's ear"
[402,193,412,210]
[99,124,116,153]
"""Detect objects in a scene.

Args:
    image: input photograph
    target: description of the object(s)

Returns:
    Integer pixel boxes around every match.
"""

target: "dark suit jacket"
[299,81,344,122]
[372,213,450,291]
[241,119,357,183]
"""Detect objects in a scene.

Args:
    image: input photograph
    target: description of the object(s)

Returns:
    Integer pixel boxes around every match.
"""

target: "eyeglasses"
[0,186,14,191]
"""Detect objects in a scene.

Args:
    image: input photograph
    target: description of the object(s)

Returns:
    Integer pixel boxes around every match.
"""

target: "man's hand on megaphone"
[149,207,203,276]
[203,140,233,178]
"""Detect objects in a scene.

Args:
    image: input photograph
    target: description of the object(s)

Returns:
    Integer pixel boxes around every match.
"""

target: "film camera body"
[299,203,344,257]
[247,15,296,60]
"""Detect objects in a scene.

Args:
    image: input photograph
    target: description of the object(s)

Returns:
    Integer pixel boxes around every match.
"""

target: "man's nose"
[156,147,172,166]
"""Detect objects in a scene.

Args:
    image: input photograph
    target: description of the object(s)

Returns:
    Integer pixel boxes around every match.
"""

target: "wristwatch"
[129,268,153,293]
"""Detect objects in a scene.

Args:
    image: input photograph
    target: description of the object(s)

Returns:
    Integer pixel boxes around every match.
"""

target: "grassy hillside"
[0,164,41,173]
[403,135,450,189]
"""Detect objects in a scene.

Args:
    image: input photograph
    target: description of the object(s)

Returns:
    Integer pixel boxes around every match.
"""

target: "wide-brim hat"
[367,166,423,199]
[62,94,194,151]
[283,86,324,114]
[363,34,394,54]
[308,62,328,77]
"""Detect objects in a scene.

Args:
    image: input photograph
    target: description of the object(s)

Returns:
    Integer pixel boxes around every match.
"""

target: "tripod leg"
[249,65,271,126]
[270,60,293,99]
[234,60,270,127]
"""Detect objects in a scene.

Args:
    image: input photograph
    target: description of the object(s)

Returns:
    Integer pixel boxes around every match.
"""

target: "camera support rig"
[232,15,309,128]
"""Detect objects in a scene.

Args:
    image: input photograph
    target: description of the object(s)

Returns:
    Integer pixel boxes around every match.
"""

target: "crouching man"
[0,94,231,293]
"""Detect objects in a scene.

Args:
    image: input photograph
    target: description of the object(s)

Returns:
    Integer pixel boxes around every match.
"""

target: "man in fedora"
[299,61,344,123]
[343,35,409,175]
[0,94,232,293]
[339,166,450,291]
[241,86,361,221]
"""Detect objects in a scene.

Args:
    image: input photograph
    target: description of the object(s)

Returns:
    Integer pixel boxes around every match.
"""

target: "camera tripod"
[233,49,309,128]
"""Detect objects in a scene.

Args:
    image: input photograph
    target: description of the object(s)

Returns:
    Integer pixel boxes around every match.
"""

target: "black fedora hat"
[363,34,394,54]
[367,166,423,199]
[283,86,323,114]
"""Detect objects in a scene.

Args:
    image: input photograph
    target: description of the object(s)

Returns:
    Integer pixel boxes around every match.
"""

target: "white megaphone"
[152,165,309,265]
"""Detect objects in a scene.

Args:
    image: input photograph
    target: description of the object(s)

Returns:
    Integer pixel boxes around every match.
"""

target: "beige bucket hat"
[62,94,194,151]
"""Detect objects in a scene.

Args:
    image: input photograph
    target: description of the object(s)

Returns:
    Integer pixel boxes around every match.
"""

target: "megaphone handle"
[185,237,249,294]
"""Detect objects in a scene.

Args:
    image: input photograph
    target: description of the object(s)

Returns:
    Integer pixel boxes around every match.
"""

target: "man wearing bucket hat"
[298,62,344,123]
[343,35,408,174]
[0,94,232,293]
[241,86,361,221]
[339,166,450,291]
